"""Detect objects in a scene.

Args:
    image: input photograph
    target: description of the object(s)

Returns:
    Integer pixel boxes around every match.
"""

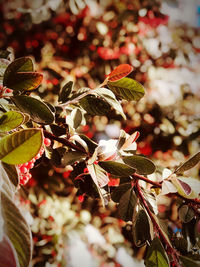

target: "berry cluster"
[18,138,51,185]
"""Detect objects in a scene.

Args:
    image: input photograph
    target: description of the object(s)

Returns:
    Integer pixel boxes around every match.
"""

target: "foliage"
[0,52,200,267]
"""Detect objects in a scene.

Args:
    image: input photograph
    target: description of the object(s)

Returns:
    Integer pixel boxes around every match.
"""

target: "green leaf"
[1,191,32,267]
[175,152,200,175]
[58,81,73,103]
[116,129,127,149]
[0,128,43,164]
[94,87,126,119]
[61,151,86,165]
[0,111,24,132]
[178,205,195,223]
[132,207,151,247]
[11,96,54,124]
[179,255,200,267]
[111,182,132,202]
[98,161,135,176]
[70,108,83,129]
[79,95,111,116]
[4,72,43,91]
[2,162,19,188]
[145,237,170,267]
[107,77,145,101]
[117,188,137,221]
[0,235,19,267]
[123,155,156,175]
[79,134,98,154]
[108,64,133,82]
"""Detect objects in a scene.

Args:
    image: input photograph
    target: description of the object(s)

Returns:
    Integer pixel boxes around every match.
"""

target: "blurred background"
[1,0,200,266]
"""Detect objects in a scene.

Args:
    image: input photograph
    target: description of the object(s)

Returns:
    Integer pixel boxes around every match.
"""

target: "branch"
[132,173,162,188]
[136,181,180,266]
[43,130,88,154]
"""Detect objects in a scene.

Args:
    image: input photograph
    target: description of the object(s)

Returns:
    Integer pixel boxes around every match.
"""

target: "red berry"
[27,162,34,169]
[39,147,45,155]
[20,166,28,174]
[44,138,51,147]
[78,195,84,202]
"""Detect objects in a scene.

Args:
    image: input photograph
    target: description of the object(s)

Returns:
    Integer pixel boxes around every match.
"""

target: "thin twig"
[136,181,180,266]
[132,173,162,188]
[43,130,88,154]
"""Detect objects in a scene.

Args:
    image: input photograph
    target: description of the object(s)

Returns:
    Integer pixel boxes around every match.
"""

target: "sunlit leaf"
[107,77,145,101]
[145,237,170,267]
[0,111,24,132]
[4,72,43,91]
[11,95,54,124]
[123,155,156,175]
[0,128,43,164]
[58,81,73,103]
[132,207,151,247]
[108,64,133,82]
[175,152,200,175]
[98,161,135,176]
[117,188,137,221]
[120,131,140,150]
[1,191,32,267]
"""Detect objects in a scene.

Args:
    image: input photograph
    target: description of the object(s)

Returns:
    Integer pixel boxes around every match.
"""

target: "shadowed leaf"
[99,161,135,176]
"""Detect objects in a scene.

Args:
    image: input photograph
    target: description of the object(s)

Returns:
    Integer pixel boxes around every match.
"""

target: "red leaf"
[108,64,134,82]
[0,235,19,267]
[178,179,192,196]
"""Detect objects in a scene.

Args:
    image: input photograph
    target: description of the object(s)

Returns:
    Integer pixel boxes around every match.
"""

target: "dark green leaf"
[0,128,43,164]
[145,237,170,267]
[61,151,86,165]
[0,111,24,132]
[178,205,195,223]
[79,134,98,154]
[94,87,126,119]
[132,207,151,247]
[11,95,54,124]
[79,95,111,116]
[117,188,137,221]
[107,77,145,101]
[2,162,19,188]
[111,182,132,202]
[71,108,83,129]
[1,191,32,267]
[50,124,66,136]
[175,152,200,175]
[0,50,11,59]
[4,72,43,91]
[99,161,135,176]
[179,255,200,267]
[58,81,73,103]
[123,155,156,175]
[116,129,127,149]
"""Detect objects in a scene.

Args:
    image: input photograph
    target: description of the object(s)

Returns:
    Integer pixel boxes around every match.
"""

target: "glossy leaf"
[107,77,145,101]
[58,81,73,103]
[178,205,195,223]
[1,191,32,267]
[123,155,156,175]
[94,87,126,119]
[61,151,86,165]
[0,235,19,267]
[111,182,132,203]
[117,188,137,221]
[87,163,109,188]
[11,95,54,124]
[0,128,43,164]
[2,162,19,188]
[132,207,151,247]
[175,152,200,175]
[98,161,135,176]
[108,64,133,82]
[70,108,83,129]
[4,72,43,91]
[80,95,111,116]
[145,237,170,267]
[79,134,98,154]
[0,111,24,132]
